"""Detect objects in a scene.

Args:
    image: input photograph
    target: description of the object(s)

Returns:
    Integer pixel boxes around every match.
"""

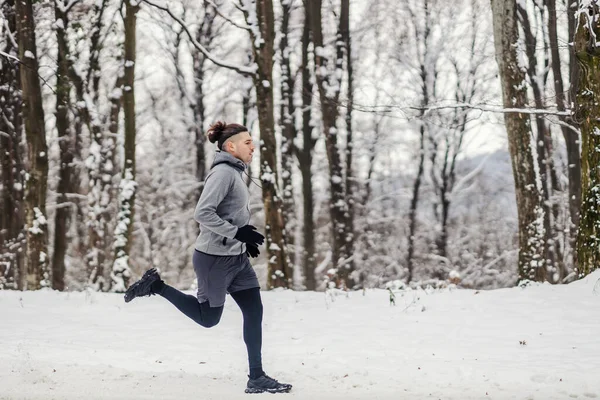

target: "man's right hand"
[235,225,265,246]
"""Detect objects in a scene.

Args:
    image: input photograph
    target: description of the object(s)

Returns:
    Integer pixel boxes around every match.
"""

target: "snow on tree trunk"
[88,75,122,291]
[192,4,217,189]
[111,0,139,292]
[16,0,50,290]
[299,3,317,290]
[279,0,297,275]
[517,3,563,280]
[242,0,291,289]
[340,0,356,285]
[62,1,118,291]
[574,0,600,278]
[0,0,25,290]
[52,0,76,291]
[548,0,581,274]
[308,0,354,289]
[490,0,546,282]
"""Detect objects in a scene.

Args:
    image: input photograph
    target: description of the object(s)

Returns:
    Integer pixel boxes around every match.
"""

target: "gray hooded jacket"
[194,151,251,255]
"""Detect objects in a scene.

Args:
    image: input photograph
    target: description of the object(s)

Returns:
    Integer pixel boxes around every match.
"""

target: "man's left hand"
[246,243,260,258]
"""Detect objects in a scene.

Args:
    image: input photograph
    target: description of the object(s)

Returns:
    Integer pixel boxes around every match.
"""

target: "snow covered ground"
[2,272,600,400]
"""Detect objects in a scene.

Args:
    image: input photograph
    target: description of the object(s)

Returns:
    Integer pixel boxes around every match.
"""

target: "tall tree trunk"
[299,3,317,290]
[340,0,355,284]
[245,0,291,288]
[279,0,297,272]
[517,4,558,278]
[406,0,433,283]
[111,0,139,292]
[192,3,217,188]
[406,119,426,283]
[92,75,122,291]
[52,0,75,291]
[574,0,600,277]
[308,0,353,288]
[548,0,581,275]
[0,0,25,289]
[16,0,50,290]
[490,0,546,281]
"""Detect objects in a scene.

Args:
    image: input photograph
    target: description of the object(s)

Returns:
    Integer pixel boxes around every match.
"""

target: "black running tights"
[158,284,263,371]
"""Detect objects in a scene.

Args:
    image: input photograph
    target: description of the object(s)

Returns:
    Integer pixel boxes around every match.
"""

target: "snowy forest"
[1,0,600,293]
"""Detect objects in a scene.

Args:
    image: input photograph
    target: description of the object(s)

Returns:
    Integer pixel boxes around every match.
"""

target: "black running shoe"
[124,268,160,303]
[245,374,292,394]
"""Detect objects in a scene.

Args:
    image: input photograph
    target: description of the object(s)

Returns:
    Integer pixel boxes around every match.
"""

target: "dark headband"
[217,132,239,150]
[217,132,241,150]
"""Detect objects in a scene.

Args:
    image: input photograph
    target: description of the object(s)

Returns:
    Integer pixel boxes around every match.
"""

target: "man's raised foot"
[124,268,161,303]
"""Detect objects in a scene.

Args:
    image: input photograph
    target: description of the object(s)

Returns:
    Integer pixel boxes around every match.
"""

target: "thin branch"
[206,0,251,31]
[409,102,572,117]
[140,0,256,76]
[339,98,573,118]
[450,152,490,199]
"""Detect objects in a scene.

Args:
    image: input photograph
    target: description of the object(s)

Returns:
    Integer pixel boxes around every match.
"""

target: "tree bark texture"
[52,0,76,291]
[490,0,546,281]
[308,0,354,288]
[192,2,217,188]
[0,0,25,289]
[279,0,297,271]
[16,0,50,290]
[517,4,562,279]
[247,0,291,288]
[340,0,356,283]
[111,0,139,292]
[299,1,317,290]
[574,0,600,277]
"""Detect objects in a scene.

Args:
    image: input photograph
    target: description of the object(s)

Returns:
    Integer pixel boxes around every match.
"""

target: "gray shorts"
[193,250,260,307]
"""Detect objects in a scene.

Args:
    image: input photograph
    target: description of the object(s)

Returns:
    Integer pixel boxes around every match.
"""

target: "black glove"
[235,225,265,246]
[246,243,260,258]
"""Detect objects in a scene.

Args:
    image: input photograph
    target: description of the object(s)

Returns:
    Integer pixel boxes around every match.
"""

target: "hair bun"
[207,121,227,143]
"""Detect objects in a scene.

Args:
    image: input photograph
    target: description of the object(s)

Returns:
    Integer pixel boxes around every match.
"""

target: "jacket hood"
[211,150,247,172]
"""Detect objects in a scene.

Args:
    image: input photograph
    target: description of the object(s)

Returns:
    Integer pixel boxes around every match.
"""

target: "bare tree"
[517,1,568,281]
[62,0,121,290]
[297,0,317,290]
[111,0,140,292]
[279,0,298,271]
[574,0,600,277]
[429,2,486,266]
[340,0,356,283]
[16,0,50,289]
[241,0,292,288]
[0,0,25,289]
[308,0,354,288]
[402,0,440,283]
[52,0,78,291]
[192,2,220,187]
[547,0,581,272]
[490,0,546,281]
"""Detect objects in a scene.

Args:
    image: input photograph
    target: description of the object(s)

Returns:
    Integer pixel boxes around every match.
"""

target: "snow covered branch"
[140,0,257,76]
[0,50,19,62]
[409,102,572,117]
[342,100,573,119]
[205,0,252,31]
